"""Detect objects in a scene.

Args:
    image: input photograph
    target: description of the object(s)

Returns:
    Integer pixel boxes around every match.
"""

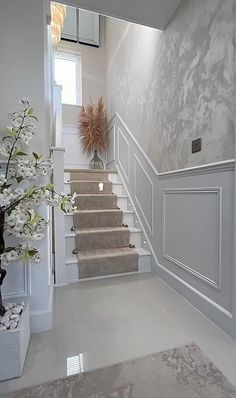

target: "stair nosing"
[75,193,117,197]
[75,227,131,235]
[65,169,117,174]
[65,227,141,238]
[73,209,123,214]
[65,248,149,264]
[66,209,134,216]
[70,180,112,183]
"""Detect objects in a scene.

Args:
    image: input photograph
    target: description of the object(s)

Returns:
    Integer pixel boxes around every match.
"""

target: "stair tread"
[74,209,122,214]
[67,209,133,216]
[65,169,117,174]
[135,248,151,256]
[75,226,131,234]
[65,247,149,264]
[70,180,112,183]
[75,193,116,197]
[77,247,138,260]
[66,227,141,237]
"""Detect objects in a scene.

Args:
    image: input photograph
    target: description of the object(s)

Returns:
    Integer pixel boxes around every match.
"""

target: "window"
[54,51,81,105]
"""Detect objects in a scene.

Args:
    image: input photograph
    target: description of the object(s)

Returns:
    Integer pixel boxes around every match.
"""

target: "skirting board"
[151,260,233,337]
[30,283,54,333]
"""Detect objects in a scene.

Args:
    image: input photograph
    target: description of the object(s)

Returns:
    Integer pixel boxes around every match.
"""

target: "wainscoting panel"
[2,263,30,300]
[63,125,91,169]
[117,127,129,182]
[158,168,234,319]
[106,113,236,338]
[134,155,154,235]
[162,188,221,289]
[106,125,116,165]
[0,162,30,301]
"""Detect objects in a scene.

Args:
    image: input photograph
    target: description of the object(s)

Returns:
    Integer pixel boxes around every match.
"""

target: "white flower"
[0,143,10,157]
[0,174,6,187]
[1,250,19,264]
[32,252,41,263]
[0,188,16,208]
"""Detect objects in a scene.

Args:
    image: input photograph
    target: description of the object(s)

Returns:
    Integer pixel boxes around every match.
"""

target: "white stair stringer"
[64,171,151,283]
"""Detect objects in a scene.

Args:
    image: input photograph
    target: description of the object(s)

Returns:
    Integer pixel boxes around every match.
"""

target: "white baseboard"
[30,283,54,333]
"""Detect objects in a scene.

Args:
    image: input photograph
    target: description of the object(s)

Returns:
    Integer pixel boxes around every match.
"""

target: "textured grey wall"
[105,0,235,172]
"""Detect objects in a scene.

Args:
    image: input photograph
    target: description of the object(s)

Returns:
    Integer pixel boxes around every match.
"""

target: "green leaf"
[61,202,67,213]
[28,249,38,256]
[25,186,37,197]
[45,183,54,190]
[27,107,34,116]
[32,152,39,160]
[15,151,27,156]
[6,128,17,137]
[16,177,24,184]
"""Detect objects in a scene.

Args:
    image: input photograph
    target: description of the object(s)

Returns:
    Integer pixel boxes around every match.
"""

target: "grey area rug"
[3,343,236,398]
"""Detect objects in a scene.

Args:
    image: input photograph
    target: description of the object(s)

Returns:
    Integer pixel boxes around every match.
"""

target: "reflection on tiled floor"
[1,273,236,396]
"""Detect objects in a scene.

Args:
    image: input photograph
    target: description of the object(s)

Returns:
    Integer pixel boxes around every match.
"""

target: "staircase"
[64,169,151,282]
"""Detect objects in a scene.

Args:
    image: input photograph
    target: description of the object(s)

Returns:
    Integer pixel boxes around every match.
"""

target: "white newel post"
[51,147,67,286]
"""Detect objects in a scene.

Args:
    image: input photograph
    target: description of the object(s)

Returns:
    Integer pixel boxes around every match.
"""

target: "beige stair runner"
[70,170,138,279]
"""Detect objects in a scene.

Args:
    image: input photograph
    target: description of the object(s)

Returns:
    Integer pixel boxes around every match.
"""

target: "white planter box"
[0,301,30,381]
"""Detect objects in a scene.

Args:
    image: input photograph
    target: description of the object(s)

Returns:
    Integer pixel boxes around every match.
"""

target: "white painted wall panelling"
[106,113,236,338]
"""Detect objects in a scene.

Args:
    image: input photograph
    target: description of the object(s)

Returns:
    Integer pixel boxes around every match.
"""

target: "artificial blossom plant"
[0,98,73,317]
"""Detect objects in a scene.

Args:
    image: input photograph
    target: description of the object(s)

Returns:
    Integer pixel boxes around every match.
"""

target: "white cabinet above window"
[78,10,99,47]
[61,7,100,47]
[62,6,77,42]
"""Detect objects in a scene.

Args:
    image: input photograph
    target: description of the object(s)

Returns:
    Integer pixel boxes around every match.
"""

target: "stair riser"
[66,253,151,282]
[64,183,71,194]
[66,213,135,233]
[108,174,118,183]
[70,172,109,181]
[66,237,76,260]
[130,231,142,247]
[71,181,112,194]
[79,253,138,279]
[123,213,134,227]
[117,197,128,211]
[65,214,73,234]
[75,195,117,210]
[65,230,141,259]
[73,211,123,228]
[75,229,131,250]
[112,184,123,196]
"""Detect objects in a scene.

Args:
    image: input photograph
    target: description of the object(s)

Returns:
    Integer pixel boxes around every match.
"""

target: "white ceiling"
[56,0,182,30]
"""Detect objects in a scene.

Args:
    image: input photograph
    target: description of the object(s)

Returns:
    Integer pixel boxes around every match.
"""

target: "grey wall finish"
[105,0,236,172]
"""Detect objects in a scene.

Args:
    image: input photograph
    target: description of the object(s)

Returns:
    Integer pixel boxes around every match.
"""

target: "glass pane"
[55,57,77,105]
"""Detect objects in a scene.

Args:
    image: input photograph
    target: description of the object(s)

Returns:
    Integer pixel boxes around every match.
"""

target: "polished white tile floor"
[1,272,236,396]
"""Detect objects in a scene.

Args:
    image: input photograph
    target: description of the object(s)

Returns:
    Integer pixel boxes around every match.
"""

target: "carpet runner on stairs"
[71,170,138,279]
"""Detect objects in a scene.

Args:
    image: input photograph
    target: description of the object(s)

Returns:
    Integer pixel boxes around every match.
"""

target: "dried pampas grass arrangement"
[79,97,107,155]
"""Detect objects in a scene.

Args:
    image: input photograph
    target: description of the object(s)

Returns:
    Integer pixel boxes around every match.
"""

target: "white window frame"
[54,47,82,106]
